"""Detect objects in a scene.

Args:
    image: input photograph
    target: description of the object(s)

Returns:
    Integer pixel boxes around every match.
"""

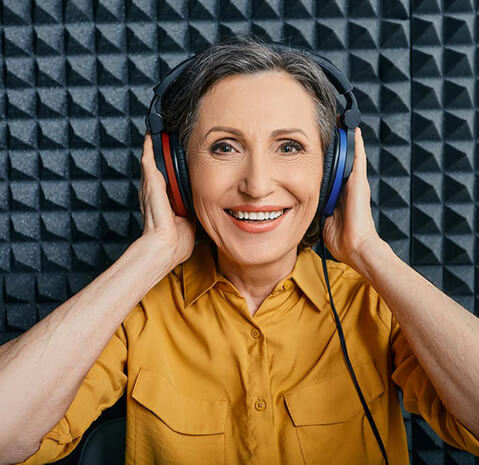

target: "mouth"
[224,208,291,223]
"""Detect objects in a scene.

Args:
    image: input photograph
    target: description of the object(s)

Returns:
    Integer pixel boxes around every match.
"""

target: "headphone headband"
[146,41,361,134]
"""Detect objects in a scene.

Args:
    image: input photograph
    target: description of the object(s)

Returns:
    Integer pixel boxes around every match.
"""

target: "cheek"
[189,162,231,209]
[283,162,323,203]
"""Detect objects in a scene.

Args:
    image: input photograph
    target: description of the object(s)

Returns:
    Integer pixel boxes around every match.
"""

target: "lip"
[226,205,290,212]
[225,208,291,233]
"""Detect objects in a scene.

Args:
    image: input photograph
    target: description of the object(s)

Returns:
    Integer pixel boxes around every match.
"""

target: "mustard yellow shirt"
[19,239,479,465]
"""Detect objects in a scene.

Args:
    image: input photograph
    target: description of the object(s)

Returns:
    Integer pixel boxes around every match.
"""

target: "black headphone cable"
[318,214,389,465]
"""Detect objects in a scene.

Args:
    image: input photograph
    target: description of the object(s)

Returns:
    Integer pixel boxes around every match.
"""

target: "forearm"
[0,235,174,461]
[351,238,479,437]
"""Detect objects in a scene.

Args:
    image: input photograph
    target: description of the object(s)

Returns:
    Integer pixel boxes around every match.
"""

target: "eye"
[210,140,305,155]
[280,140,304,154]
[210,142,235,154]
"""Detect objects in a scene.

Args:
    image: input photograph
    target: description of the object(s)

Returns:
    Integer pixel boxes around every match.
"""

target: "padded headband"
[146,41,361,135]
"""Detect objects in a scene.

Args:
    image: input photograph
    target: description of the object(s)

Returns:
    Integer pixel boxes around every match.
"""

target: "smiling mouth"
[224,208,291,222]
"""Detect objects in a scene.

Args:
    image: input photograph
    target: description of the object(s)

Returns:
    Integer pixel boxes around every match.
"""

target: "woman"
[1,35,478,465]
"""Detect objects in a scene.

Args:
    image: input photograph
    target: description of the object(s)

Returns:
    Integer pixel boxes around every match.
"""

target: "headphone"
[145,41,389,465]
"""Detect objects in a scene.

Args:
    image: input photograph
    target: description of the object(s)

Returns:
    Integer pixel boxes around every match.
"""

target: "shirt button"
[255,398,266,411]
[250,328,260,339]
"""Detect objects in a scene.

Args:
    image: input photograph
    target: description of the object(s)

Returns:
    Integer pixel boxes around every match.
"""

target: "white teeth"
[227,209,285,221]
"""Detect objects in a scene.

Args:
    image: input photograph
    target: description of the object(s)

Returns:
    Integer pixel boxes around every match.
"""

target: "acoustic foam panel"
[0,0,477,463]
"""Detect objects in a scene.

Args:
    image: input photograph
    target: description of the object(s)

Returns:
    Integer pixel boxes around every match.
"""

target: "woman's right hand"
[138,131,196,268]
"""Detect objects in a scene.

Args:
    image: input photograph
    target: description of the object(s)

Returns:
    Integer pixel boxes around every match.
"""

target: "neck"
[214,243,299,315]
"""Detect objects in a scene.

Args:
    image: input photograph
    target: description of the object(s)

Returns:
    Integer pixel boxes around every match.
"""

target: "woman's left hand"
[320,126,384,272]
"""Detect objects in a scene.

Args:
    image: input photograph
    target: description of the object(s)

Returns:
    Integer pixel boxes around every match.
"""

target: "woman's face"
[187,70,324,265]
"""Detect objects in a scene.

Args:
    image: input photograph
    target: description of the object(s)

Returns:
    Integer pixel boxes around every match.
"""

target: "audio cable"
[318,214,389,465]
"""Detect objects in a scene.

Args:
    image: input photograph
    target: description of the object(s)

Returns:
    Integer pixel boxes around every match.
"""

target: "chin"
[223,239,293,264]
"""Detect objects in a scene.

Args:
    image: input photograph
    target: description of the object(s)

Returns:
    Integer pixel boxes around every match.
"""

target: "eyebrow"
[204,126,309,140]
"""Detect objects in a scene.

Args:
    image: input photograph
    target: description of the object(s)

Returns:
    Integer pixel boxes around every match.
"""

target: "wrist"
[128,234,177,287]
[349,236,393,284]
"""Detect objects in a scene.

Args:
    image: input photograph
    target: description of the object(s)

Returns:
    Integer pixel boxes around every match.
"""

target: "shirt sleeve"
[389,309,479,457]
[15,320,129,465]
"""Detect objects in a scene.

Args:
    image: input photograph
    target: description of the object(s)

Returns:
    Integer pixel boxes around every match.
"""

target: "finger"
[141,132,155,173]
[141,131,169,188]
[139,133,151,224]
[139,133,151,203]
[353,127,367,177]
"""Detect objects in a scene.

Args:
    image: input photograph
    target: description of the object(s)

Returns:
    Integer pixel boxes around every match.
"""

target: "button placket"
[245,322,276,462]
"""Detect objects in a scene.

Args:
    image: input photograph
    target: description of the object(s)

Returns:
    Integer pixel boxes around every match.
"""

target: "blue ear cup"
[318,128,339,217]
[317,127,355,218]
[317,126,355,218]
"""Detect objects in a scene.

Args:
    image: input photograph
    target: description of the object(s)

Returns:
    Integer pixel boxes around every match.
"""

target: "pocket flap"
[284,360,385,426]
[132,368,227,435]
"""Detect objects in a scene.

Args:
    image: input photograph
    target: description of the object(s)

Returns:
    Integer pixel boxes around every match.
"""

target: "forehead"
[194,71,318,130]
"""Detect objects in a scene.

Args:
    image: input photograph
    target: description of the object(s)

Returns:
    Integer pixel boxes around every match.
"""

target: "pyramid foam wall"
[0,0,477,463]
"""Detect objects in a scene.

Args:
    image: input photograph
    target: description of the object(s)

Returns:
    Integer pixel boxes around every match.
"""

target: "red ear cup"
[161,132,188,217]
[169,131,193,217]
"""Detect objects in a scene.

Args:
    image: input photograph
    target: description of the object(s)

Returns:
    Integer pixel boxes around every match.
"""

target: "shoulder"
[307,247,366,283]
[327,259,364,280]
[122,265,183,331]
[309,250,391,331]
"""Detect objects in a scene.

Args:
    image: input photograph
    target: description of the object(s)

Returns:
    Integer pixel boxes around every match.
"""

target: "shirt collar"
[182,239,221,308]
[182,239,343,312]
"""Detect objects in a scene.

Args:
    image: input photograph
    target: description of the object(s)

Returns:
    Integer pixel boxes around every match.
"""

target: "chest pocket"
[284,359,386,465]
[132,368,227,465]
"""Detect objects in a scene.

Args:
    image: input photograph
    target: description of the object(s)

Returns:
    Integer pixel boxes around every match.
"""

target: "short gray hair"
[161,33,337,252]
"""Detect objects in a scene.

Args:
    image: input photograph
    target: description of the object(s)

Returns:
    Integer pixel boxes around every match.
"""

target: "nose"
[238,150,276,199]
